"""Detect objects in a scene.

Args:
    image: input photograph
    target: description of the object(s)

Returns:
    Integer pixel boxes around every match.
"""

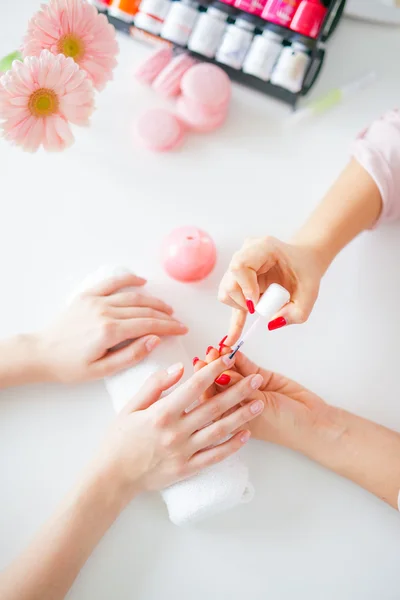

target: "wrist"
[290,229,337,277]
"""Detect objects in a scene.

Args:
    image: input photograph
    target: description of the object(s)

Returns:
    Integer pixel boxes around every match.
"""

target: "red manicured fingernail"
[246,299,255,314]
[193,357,200,366]
[219,335,228,346]
[268,317,287,331]
[215,373,231,385]
[206,346,214,355]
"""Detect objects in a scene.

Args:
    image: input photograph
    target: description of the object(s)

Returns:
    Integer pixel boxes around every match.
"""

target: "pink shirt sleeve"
[352,110,400,227]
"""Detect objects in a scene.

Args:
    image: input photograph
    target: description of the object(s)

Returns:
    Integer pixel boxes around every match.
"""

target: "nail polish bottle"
[134,0,172,34]
[270,34,312,93]
[261,0,302,28]
[216,14,258,70]
[161,0,200,46]
[242,24,284,81]
[290,0,327,38]
[234,0,267,17]
[188,2,236,59]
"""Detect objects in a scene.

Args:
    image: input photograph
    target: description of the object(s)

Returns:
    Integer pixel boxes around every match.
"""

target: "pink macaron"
[136,108,185,152]
[176,96,228,133]
[135,47,174,86]
[152,53,196,98]
[180,63,231,113]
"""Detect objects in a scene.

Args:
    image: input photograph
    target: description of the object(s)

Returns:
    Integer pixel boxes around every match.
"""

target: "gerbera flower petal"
[0,50,94,152]
[22,0,118,91]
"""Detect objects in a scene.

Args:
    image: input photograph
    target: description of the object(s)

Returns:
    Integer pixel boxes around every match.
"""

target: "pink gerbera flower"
[22,0,118,91]
[0,50,95,152]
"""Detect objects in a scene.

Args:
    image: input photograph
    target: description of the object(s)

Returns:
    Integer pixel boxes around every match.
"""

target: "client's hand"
[36,272,188,383]
[194,347,336,457]
[218,236,324,344]
[95,355,265,498]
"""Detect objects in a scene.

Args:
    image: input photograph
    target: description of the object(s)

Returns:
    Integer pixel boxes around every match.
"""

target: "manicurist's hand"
[196,347,400,511]
[35,272,188,383]
[218,236,324,344]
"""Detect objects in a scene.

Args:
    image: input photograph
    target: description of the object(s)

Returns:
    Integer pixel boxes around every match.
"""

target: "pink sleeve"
[352,110,400,227]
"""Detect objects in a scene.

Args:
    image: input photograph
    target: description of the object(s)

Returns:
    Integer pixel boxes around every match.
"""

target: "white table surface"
[1,3,400,599]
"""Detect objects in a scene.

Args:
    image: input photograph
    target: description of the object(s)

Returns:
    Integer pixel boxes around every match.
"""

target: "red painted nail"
[193,357,200,366]
[268,317,287,331]
[206,346,214,355]
[219,335,228,347]
[215,373,231,385]
[246,299,255,314]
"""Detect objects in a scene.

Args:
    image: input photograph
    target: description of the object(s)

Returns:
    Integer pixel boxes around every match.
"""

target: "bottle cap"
[255,284,290,320]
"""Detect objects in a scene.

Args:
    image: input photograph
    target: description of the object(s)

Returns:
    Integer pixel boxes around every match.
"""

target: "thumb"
[121,362,184,415]
[269,285,316,328]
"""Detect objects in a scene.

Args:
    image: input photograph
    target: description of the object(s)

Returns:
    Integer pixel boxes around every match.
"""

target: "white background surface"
[1,3,400,599]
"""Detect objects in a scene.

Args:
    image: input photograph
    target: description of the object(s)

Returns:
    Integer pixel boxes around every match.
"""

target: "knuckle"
[209,400,222,421]
[162,430,180,450]
[100,319,116,340]
[295,308,308,324]
[212,423,226,441]
[174,460,188,479]
[153,408,171,429]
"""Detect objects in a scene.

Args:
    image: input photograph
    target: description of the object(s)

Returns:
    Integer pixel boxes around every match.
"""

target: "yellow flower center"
[28,88,59,117]
[58,34,85,62]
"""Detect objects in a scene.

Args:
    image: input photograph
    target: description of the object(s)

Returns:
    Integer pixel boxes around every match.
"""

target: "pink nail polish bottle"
[261,0,302,27]
[290,0,327,38]
[234,0,267,17]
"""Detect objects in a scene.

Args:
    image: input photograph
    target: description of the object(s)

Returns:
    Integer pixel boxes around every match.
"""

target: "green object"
[0,50,23,73]
[312,89,343,114]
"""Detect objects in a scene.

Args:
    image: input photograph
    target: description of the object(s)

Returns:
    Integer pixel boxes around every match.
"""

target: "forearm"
[304,407,400,509]
[293,159,383,273]
[0,462,130,600]
[0,334,51,389]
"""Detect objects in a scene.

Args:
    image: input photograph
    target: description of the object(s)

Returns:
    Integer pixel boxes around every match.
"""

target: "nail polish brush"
[229,284,291,359]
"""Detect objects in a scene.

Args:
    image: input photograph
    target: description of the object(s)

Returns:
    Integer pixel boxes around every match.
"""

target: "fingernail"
[246,299,255,314]
[222,355,234,367]
[167,362,183,374]
[179,322,188,330]
[240,431,251,444]
[250,400,264,414]
[206,346,214,355]
[250,374,263,389]
[145,336,160,352]
[215,373,231,385]
[193,357,199,366]
[219,335,228,347]
[268,317,287,331]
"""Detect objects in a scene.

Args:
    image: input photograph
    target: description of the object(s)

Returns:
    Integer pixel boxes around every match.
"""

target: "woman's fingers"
[273,282,317,326]
[187,430,251,474]
[226,309,247,346]
[87,273,146,296]
[218,273,247,311]
[109,306,177,321]
[109,318,188,346]
[190,393,264,452]
[109,291,173,315]
[121,362,185,414]
[185,373,264,434]
[92,335,161,380]
[166,355,235,415]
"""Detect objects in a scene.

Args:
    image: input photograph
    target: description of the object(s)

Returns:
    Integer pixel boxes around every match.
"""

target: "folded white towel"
[73,266,254,525]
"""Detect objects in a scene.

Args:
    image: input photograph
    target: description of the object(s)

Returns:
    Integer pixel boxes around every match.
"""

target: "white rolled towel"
[73,265,254,525]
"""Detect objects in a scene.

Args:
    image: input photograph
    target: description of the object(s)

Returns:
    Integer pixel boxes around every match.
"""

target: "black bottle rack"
[105,0,346,107]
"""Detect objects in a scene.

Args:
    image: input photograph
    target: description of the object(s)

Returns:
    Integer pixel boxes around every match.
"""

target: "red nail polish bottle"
[290,0,327,38]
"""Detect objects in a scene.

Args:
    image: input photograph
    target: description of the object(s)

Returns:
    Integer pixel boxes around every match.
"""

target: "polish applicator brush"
[229,284,291,358]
